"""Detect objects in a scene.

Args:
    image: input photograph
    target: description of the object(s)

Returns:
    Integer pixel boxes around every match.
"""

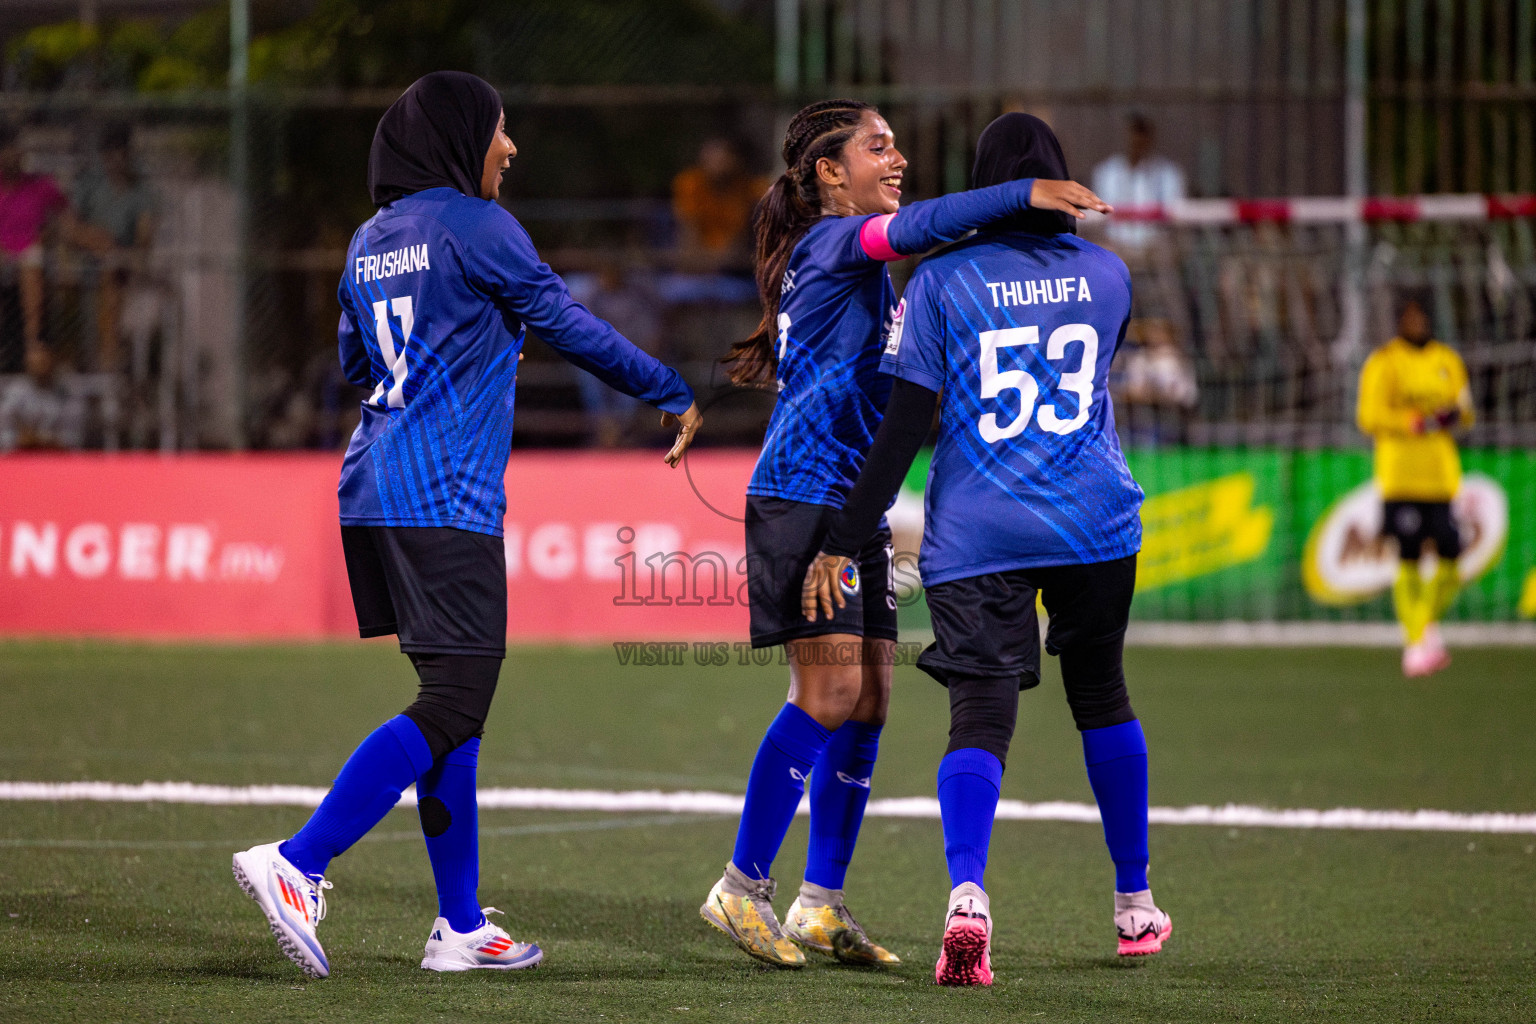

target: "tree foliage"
[5,0,769,92]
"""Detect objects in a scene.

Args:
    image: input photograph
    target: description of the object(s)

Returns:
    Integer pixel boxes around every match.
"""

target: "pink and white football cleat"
[934,882,993,986]
[420,908,543,972]
[1115,890,1172,956]
[1402,637,1451,677]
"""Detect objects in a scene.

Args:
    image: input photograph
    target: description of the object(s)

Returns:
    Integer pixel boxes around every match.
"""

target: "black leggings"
[946,674,1021,766]
[938,558,1141,766]
[402,652,502,761]
[1058,637,1136,733]
[945,648,1136,767]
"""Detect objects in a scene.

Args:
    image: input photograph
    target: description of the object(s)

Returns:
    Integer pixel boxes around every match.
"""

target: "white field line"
[0,813,710,851]
[1125,621,1536,647]
[3,780,1535,835]
[895,622,1536,648]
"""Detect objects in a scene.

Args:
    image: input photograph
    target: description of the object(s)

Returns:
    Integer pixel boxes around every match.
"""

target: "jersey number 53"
[977,323,1098,442]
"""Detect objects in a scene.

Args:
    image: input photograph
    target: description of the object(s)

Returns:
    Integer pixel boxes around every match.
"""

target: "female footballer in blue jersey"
[803,113,1170,986]
[700,99,1109,968]
[232,72,702,979]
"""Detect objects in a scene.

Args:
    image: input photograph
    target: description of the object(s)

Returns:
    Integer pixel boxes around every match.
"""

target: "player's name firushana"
[985,275,1094,308]
[355,243,431,284]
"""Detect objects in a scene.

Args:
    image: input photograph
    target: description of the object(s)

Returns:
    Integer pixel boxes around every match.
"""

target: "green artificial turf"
[0,641,1532,1022]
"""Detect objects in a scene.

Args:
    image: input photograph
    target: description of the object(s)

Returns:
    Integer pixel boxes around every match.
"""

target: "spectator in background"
[0,122,67,372]
[1114,317,1197,445]
[1091,114,1185,254]
[574,261,663,447]
[0,343,85,451]
[74,124,158,372]
[671,137,766,272]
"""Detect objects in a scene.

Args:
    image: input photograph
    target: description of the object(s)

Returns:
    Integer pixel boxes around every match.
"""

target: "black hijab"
[971,112,1075,236]
[367,71,503,206]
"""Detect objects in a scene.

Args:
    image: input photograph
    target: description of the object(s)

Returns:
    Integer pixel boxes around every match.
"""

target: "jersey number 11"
[369,296,416,410]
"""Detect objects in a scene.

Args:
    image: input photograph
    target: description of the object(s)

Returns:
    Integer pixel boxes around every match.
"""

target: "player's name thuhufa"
[985,275,1093,309]
[355,243,431,284]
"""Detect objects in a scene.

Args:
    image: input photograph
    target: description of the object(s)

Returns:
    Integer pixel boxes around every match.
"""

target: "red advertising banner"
[499,450,753,641]
[0,451,757,643]
[0,454,351,640]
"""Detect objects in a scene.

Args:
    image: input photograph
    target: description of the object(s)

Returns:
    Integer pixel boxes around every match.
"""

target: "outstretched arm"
[857,179,1111,262]
[802,378,939,622]
[471,210,701,462]
[529,278,704,464]
[522,285,692,410]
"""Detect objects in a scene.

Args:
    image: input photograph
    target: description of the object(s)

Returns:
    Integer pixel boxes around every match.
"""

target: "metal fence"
[1,0,1534,457]
[777,0,1536,198]
[2,107,1534,456]
[0,91,782,453]
[1105,215,1536,449]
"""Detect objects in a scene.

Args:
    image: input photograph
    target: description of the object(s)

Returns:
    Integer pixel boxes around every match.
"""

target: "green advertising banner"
[896,448,1536,624]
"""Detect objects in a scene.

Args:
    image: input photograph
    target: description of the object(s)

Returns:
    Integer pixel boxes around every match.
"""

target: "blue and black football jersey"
[883,230,1143,583]
[337,187,693,536]
[747,215,895,507]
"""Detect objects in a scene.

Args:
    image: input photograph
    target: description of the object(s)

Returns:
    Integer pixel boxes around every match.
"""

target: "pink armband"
[858,213,903,262]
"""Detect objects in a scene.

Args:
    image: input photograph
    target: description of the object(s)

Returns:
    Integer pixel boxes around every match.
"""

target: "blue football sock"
[1082,719,1150,893]
[937,748,1003,889]
[281,715,433,878]
[805,720,882,890]
[418,737,484,933]
[730,703,832,880]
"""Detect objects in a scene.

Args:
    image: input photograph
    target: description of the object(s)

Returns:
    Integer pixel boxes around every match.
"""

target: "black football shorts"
[744,495,899,648]
[918,554,1138,690]
[1381,500,1462,561]
[342,524,507,657]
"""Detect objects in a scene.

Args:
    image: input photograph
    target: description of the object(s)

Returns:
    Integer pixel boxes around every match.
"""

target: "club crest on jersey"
[884,298,907,356]
[838,562,861,596]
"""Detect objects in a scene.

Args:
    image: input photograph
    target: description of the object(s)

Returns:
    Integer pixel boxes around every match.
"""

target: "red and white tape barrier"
[1104,194,1536,225]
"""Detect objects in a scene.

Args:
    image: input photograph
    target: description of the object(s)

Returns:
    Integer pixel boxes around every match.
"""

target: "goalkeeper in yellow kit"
[1357,292,1474,677]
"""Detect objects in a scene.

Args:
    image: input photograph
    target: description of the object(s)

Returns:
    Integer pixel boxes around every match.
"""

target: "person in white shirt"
[0,344,85,451]
[1092,115,1185,252]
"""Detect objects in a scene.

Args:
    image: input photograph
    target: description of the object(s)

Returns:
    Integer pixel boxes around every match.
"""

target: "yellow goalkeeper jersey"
[1356,337,1473,501]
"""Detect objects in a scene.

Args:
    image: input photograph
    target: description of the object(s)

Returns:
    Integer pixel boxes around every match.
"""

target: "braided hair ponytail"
[722,99,876,387]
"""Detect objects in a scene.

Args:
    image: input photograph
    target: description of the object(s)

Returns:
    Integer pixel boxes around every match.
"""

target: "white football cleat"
[232,841,333,978]
[420,908,544,972]
[1115,889,1172,956]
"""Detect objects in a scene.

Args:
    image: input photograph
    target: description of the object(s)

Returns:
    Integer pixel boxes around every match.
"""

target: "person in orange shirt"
[1356,292,1474,677]
[672,137,767,270]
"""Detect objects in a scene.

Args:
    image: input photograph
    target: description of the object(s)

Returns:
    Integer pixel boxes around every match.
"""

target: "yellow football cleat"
[699,870,805,969]
[783,896,901,966]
